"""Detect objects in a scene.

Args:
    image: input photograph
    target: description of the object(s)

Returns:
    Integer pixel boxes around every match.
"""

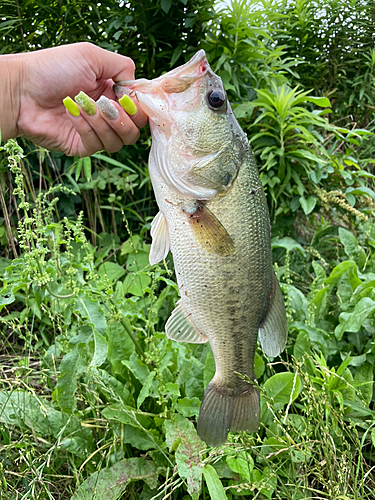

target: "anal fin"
[149,211,170,266]
[259,271,288,357]
[165,299,208,344]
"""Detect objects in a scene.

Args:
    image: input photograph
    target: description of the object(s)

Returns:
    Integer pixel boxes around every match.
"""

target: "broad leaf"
[165,414,205,499]
[202,464,228,500]
[71,458,158,500]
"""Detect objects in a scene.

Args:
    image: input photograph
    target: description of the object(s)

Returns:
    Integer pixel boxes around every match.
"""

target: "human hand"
[2,42,148,156]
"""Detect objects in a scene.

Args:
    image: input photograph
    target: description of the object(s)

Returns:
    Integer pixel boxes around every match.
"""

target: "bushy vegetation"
[0,1,374,499]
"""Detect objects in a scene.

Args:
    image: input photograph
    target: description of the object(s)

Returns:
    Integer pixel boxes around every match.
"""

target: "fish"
[114,50,287,447]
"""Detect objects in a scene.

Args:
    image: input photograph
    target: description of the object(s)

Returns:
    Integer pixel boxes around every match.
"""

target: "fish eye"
[206,89,226,110]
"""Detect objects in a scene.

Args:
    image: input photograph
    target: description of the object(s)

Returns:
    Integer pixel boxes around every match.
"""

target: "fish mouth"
[113,49,209,98]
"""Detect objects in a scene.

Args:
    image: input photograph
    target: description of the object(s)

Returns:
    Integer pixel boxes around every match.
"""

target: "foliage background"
[0,1,375,499]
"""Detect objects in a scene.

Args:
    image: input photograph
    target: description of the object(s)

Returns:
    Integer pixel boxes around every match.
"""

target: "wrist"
[0,53,24,142]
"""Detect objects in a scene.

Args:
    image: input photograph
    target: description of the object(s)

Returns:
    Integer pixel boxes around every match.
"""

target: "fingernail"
[63,96,80,117]
[119,94,137,115]
[74,91,97,116]
[96,96,119,120]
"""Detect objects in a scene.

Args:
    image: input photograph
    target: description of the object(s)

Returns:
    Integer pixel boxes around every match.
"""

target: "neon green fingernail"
[74,91,97,116]
[119,94,137,115]
[63,96,80,117]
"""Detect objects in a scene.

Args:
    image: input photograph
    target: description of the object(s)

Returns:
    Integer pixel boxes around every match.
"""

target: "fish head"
[114,50,247,198]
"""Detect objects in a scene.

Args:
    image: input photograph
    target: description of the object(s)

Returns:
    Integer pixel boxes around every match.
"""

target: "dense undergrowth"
[1,1,375,499]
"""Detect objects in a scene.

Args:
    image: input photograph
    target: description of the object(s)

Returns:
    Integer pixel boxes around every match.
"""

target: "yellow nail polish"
[74,91,97,116]
[63,97,80,117]
[119,94,137,115]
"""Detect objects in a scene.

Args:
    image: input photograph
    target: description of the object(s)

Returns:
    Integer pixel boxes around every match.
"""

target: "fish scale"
[114,49,287,446]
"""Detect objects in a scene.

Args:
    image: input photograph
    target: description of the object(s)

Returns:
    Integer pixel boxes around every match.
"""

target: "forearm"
[0,54,23,142]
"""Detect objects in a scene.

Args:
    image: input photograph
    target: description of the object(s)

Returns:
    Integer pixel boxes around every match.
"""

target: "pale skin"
[0,42,148,156]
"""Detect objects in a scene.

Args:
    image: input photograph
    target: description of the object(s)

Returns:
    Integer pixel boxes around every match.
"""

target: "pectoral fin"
[258,272,288,357]
[149,211,170,265]
[184,203,235,257]
[166,299,208,344]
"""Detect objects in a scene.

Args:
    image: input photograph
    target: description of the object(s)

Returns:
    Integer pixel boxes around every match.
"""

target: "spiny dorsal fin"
[258,272,288,357]
[166,299,208,344]
[184,203,235,257]
[149,211,170,266]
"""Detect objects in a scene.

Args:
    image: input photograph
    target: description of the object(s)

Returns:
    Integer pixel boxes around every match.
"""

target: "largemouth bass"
[114,50,287,446]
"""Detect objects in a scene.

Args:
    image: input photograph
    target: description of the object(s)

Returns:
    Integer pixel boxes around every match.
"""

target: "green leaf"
[107,322,135,376]
[335,297,375,340]
[175,397,200,417]
[338,228,366,268]
[161,0,172,14]
[354,363,374,407]
[202,464,228,500]
[71,458,158,500]
[271,237,305,254]
[90,331,108,367]
[165,414,205,499]
[204,349,215,389]
[92,153,136,173]
[254,352,265,378]
[299,195,317,215]
[346,186,375,200]
[306,96,331,107]
[226,452,253,481]
[83,156,91,181]
[122,425,159,450]
[264,372,302,409]
[123,352,149,384]
[98,262,126,282]
[75,295,107,336]
[0,390,80,438]
[137,371,156,408]
[123,272,151,297]
[325,260,357,285]
[55,348,79,413]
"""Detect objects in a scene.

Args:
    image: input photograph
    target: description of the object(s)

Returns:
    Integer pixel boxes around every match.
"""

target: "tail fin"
[197,381,260,446]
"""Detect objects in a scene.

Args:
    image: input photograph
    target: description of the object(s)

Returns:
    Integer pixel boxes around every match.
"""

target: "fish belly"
[151,153,273,445]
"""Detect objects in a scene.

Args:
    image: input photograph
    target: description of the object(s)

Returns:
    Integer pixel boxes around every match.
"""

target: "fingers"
[81,42,137,83]
[64,93,144,157]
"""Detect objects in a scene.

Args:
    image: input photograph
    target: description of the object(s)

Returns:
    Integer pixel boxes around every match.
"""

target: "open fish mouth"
[113,49,209,96]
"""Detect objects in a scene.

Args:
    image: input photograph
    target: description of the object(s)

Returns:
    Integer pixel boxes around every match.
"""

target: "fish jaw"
[113,50,220,132]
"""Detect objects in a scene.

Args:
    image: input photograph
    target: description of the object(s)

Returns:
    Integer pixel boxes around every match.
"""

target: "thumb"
[86,43,136,82]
